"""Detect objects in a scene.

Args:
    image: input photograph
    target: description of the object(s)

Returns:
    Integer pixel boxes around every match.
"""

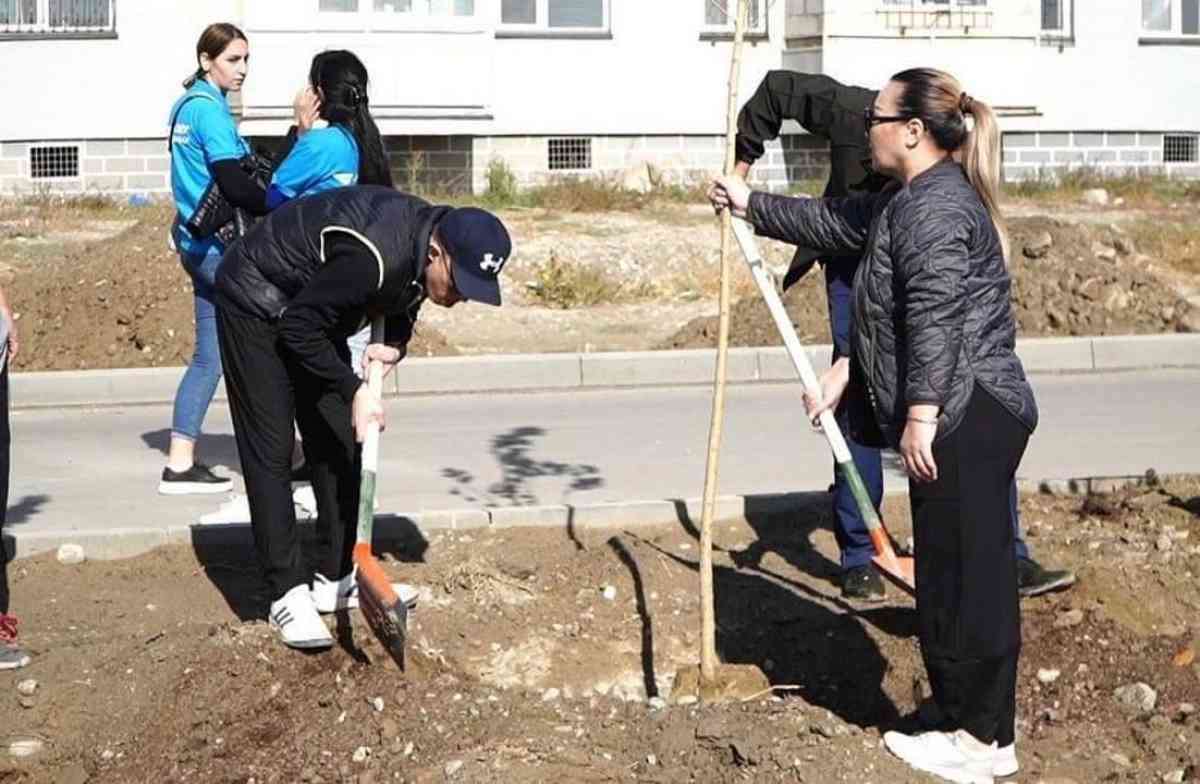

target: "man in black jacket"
[733,70,1073,601]
[215,186,511,650]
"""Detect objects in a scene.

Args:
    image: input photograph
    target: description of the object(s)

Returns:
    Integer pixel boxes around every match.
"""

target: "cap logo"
[480,253,506,274]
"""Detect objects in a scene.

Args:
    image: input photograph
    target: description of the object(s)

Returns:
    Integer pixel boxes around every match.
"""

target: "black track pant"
[216,305,360,602]
[909,384,1031,747]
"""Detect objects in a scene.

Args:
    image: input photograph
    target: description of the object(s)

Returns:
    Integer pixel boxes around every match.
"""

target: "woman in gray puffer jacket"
[712,68,1035,784]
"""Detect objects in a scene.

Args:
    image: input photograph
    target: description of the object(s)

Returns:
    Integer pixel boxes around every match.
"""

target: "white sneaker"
[269,584,333,650]
[310,570,420,615]
[883,730,996,784]
[198,494,251,525]
[292,485,318,519]
[993,744,1018,777]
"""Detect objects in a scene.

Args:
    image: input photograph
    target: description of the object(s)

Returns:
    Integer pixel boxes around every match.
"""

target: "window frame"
[1040,0,1074,40]
[700,0,769,37]
[0,0,117,40]
[1140,0,1200,40]
[315,0,481,32]
[497,0,611,38]
[879,0,989,6]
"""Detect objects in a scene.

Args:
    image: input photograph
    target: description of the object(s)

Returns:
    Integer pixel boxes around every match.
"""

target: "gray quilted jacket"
[747,159,1038,447]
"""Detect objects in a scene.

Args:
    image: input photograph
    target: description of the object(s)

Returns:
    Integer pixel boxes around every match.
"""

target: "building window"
[0,0,115,36]
[1041,0,1073,36]
[703,0,767,34]
[1164,134,1199,163]
[30,146,80,179]
[1142,0,1199,34]
[547,138,591,171]
[881,1,987,5]
[500,0,608,33]
[319,0,475,16]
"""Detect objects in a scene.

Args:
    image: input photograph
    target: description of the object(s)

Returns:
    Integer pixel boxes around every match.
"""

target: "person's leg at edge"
[0,364,10,617]
[825,261,884,597]
[167,247,225,473]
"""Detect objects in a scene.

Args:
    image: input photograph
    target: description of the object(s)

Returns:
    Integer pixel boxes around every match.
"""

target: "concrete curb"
[10,333,1200,411]
[6,472,1177,562]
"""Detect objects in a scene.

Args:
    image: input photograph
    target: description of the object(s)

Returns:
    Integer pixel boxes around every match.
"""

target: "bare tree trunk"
[699,0,750,684]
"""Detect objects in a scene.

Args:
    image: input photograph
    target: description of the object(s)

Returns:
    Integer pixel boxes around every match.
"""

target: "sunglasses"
[863,106,916,128]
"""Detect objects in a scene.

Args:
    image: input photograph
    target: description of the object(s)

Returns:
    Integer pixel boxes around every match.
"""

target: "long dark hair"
[183,23,247,89]
[891,67,1006,259]
[309,50,393,188]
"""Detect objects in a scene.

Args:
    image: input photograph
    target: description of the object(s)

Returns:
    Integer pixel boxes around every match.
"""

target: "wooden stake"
[699,0,750,685]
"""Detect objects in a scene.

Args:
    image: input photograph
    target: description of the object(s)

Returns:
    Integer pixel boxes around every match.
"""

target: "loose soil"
[660,211,1200,351]
[2,197,1198,370]
[3,478,1199,783]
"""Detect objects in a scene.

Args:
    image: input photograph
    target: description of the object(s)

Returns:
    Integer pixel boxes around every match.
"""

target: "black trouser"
[216,304,361,602]
[909,384,1030,747]
[0,365,10,615]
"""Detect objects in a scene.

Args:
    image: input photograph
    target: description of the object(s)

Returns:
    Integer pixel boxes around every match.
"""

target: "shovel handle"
[361,316,386,474]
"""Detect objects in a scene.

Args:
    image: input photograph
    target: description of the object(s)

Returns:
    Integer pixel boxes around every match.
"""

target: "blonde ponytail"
[960,97,1008,261]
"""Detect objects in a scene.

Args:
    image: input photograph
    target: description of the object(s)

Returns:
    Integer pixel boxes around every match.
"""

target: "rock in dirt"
[444,759,464,777]
[541,687,560,702]
[1023,231,1054,259]
[1083,188,1110,206]
[56,543,85,565]
[1113,682,1158,714]
[1177,702,1196,717]
[15,679,37,696]
[1163,769,1186,783]
[351,746,371,763]
[4,736,44,758]
[1037,668,1062,684]
[1054,609,1085,629]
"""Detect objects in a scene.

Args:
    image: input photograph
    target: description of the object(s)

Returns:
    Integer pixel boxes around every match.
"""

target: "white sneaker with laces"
[310,570,420,615]
[883,730,996,784]
[269,584,333,650]
[993,744,1018,777]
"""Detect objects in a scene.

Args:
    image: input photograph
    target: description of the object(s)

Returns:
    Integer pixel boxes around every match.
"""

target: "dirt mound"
[657,269,833,350]
[8,208,456,372]
[2,479,1198,782]
[661,215,1195,351]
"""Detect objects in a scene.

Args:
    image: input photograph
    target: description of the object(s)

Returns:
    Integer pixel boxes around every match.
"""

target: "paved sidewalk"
[5,368,1197,559]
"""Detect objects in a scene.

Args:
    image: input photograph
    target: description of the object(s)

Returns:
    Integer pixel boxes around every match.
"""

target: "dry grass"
[1125,217,1200,276]
[1004,169,1200,209]
[524,251,655,309]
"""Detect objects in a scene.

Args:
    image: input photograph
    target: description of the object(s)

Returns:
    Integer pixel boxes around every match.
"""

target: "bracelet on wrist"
[907,415,938,425]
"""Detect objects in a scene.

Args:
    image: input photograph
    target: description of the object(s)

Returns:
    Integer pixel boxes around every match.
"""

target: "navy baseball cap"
[436,207,512,306]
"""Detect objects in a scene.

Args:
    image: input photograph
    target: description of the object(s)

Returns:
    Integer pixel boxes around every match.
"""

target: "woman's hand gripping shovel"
[353,316,408,668]
[727,219,915,596]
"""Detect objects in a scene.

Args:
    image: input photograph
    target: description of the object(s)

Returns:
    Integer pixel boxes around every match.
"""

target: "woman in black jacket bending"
[711,68,1036,784]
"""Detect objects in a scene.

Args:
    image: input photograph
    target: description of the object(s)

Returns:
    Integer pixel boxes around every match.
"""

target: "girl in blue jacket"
[163,23,270,495]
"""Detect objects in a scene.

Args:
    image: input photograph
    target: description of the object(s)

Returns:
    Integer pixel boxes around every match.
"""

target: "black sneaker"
[158,463,233,495]
[841,564,886,602]
[1017,556,1076,598]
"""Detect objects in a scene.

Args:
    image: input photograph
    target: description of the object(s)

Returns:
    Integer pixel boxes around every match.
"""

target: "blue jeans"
[172,247,224,442]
